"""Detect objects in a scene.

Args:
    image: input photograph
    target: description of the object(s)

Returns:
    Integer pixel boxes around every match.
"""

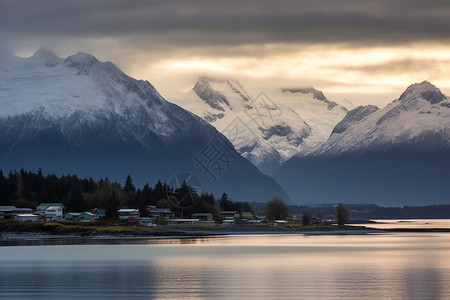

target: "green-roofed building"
[64,212,96,222]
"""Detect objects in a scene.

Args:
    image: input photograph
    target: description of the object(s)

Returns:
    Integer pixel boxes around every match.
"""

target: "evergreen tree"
[105,191,119,219]
[136,189,148,217]
[123,175,136,193]
[0,170,11,205]
[219,193,233,211]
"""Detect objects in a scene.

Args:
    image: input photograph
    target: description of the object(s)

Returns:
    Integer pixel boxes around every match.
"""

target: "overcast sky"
[1,0,450,106]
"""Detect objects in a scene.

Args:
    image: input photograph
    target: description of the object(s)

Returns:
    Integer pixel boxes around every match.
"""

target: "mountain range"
[275,81,450,206]
[2,49,449,207]
[0,49,289,203]
[169,77,348,174]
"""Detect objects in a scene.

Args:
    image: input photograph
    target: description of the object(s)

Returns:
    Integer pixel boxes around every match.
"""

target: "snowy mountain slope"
[169,77,347,174]
[0,49,289,203]
[255,87,348,150]
[311,81,450,155]
[274,81,450,206]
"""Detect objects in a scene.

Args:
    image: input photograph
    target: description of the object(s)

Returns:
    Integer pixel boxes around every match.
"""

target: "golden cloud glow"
[127,42,450,107]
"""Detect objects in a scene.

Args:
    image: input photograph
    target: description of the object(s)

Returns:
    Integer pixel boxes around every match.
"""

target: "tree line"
[0,169,254,219]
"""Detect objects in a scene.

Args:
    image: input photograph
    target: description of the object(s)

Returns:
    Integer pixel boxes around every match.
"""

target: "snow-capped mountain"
[0,49,289,203]
[275,81,450,206]
[310,81,450,155]
[169,77,347,174]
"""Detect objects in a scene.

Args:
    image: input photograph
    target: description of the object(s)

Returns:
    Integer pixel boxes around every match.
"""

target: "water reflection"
[0,233,449,299]
[353,219,450,229]
[0,235,215,247]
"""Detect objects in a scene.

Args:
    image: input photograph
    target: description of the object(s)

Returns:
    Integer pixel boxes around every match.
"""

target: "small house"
[14,214,40,222]
[168,219,200,226]
[220,211,240,218]
[139,217,156,227]
[0,206,34,219]
[191,213,213,221]
[273,220,288,226]
[222,219,235,225]
[44,206,64,221]
[167,218,215,226]
[146,206,175,219]
[118,209,140,219]
[36,203,65,217]
[64,212,96,222]
[118,209,140,224]
[90,208,106,218]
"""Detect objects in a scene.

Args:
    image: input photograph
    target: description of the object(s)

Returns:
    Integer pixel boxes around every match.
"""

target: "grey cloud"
[2,0,450,50]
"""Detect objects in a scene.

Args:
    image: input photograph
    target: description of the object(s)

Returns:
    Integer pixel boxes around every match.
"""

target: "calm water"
[354,219,450,229]
[1,233,450,299]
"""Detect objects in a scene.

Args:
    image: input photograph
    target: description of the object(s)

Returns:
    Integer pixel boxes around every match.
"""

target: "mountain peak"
[192,76,252,111]
[63,52,99,74]
[196,76,221,84]
[195,76,243,88]
[281,87,328,101]
[331,105,379,134]
[399,81,446,105]
[31,47,62,67]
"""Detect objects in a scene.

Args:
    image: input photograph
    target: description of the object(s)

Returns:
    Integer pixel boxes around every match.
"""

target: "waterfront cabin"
[191,213,213,221]
[90,208,106,218]
[168,219,200,226]
[36,203,65,218]
[139,217,156,227]
[0,206,34,219]
[222,219,235,225]
[44,206,64,221]
[168,219,215,226]
[146,206,175,219]
[273,220,288,226]
[118,209,140,220]
[14,214,40,222]
[64,212,97,222]
[220,211,240,218]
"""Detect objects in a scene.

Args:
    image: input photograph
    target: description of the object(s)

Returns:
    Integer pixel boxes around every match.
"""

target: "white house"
[36,203,65,216]
[168,219,215,226]
[14,214,40,222]
[44,206,64,221]
[118,209,140,220]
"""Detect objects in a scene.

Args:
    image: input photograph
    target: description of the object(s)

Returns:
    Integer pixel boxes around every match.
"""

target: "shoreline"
[2,225,449,246]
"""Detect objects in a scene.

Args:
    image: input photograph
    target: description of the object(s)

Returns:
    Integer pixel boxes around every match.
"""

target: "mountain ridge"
[274,81,450,206]
[0,49,290,203]
[169,76,348,174]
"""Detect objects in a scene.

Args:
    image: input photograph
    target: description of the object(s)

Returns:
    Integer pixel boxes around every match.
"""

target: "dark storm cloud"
[2,0,450,49]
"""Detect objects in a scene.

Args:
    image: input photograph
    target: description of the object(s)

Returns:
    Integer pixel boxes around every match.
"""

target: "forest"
[0,169,253,219]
